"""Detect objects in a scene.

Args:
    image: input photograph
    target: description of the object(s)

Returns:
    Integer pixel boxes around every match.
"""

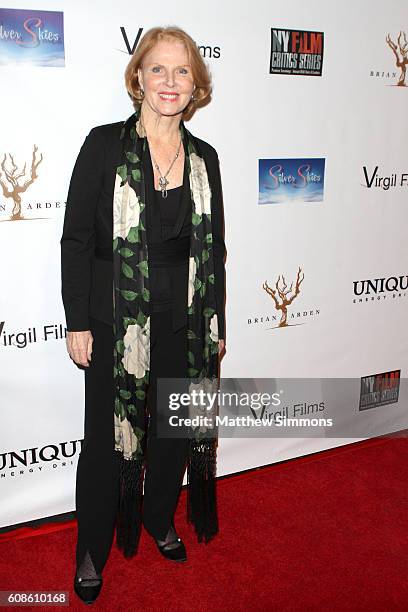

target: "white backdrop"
[1,0,407,528]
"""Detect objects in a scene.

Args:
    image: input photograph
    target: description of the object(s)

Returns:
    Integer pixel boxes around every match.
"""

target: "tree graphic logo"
[0,145,43,221]
[386,31,408,86]
[262,267,304,328]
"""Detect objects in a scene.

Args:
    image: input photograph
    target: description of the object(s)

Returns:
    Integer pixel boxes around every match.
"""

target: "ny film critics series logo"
[0,8,65,67]
[120,26,221,59]
[0,146,64,221]
[359,370,400,410]
[270,28,324,76]
[248,267,321,331]
[370,30,408,86]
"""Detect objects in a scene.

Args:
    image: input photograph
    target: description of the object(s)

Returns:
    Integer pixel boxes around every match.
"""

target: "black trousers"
[75,309,189,575]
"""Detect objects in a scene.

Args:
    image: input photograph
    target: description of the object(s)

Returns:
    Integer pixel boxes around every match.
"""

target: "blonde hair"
[124,26,212,121]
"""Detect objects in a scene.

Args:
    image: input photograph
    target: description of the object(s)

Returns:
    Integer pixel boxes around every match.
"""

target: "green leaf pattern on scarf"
[114,110,220,462]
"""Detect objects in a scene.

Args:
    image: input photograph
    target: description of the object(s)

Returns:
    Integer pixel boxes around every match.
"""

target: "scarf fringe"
[186,438,218,542]
[115,451,144,558]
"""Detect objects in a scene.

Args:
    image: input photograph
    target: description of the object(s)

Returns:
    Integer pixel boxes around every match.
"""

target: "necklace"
[149,137,182,199]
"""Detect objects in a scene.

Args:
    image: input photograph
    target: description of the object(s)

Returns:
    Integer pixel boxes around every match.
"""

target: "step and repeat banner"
[1,0,407,528]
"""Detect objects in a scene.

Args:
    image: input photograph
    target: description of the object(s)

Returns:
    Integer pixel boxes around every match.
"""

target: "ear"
[137,67,143,89]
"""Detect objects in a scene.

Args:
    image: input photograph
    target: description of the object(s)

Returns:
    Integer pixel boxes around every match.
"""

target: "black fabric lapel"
[142,141,162,242]
[168,153,190,239]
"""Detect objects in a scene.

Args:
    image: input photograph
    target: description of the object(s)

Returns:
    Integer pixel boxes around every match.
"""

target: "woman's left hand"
[218,339,226,361]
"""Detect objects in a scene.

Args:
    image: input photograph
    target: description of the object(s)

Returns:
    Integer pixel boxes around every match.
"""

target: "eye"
[179,68,188,74]
[152,66,162,73]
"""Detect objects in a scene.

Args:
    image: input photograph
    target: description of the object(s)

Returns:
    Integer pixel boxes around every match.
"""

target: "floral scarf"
[113,108,220,558]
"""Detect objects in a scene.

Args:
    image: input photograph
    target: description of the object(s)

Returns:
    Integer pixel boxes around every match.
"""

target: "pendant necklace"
[150,137,182,199]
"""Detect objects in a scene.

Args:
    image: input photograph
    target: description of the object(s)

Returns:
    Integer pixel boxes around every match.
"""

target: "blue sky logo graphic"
[0,8,64,67]
[259,158,325,204]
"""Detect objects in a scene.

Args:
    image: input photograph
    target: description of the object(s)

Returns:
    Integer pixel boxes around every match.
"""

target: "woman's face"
[137,38,195,118]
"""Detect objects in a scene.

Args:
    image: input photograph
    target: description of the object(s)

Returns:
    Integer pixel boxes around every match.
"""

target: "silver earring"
[140,88,144,97]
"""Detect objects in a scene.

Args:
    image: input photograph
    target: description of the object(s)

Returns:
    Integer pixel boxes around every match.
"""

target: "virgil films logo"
[120,26,221,59]
[247,267,321,330]
[259,158,325,204]
[269,28,324,76]
[359,370,400,410]
[248,397,326,425]
[0,320,67,349]
[370,31,408,86]
[0,8,65,67]
[361,166,408,191]
[0,146,64,221]
[353,275,408,304]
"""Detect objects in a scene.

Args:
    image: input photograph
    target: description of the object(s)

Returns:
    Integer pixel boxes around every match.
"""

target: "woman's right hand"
[66,330,93,367]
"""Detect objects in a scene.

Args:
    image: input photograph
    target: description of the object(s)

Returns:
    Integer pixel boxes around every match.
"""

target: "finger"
[75,359,90,367]
[87,337,93,361]
[72,350,89,367]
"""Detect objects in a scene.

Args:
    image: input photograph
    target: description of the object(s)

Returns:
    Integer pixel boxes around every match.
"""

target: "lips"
[158,92,179,100]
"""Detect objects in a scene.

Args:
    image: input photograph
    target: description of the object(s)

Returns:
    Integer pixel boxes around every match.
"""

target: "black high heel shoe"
[154,523,187,563]
[74,574,103,605]
[73,550,103,605]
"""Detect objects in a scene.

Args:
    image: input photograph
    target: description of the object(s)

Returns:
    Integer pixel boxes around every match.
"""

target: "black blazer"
[60,121,227,339]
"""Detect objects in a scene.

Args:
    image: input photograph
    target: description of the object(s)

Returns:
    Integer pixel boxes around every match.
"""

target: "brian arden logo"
[359,370,400,410]
[370,31,407,86]
[0,145,42,221]
[247,267,321,330]
[0,146,64,221]
[0,8,65,67]
[269,28,324,76]
[353,275,408,304]
[361,166,408,191]
[259,158,325,204]
[0,320,67,348]
[119,26,221,59]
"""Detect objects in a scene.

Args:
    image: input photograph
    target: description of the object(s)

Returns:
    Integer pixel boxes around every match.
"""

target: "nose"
[164,69,175,87]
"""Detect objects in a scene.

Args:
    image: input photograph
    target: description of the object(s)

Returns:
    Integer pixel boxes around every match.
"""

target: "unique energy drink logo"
[359,370,400,410]
[259,158,325,204]
[353,275,408,303]
[0,8,64,67]
[269,28,324,76]
[0,440,82,477]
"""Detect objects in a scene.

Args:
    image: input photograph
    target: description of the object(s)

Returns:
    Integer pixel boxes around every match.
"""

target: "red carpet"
[1,437,407,611]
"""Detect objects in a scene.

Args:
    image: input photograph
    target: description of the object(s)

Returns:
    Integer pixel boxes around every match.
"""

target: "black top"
[149,184,189,311]
[60,121,226,339]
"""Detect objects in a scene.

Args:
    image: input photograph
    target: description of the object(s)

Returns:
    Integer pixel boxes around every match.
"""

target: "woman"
[61,26,226,604]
